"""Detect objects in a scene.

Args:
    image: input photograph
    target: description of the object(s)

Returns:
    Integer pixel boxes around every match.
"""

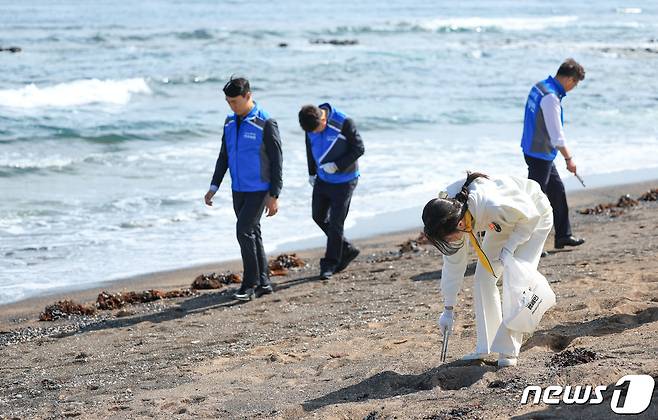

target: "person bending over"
[423,172,552,367]
[298,103,364,280]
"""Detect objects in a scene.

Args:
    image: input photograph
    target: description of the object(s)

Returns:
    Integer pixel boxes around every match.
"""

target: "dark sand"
[1,180,657,419]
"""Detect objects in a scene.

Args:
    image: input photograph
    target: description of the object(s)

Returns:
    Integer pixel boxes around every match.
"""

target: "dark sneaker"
[335,247,360,273]
[319,258,336,280]
[255,284,274,298]
[554,236,585,249]
[233,287,255,301]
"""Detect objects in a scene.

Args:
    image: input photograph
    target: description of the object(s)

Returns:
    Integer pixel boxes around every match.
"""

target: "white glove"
[308,175,316,187]
[320,162,338,174]
[499,247,513,267]
[438,309,454,334]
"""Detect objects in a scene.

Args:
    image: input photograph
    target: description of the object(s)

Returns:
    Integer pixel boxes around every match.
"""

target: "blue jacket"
[306,103,363,184]
[520,76,566,161]
[210,102,283,195]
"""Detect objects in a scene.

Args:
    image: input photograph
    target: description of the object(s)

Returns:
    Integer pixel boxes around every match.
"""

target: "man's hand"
[566,158,577,174]
[265,195,278,217]
[438,309,454,334]
[204,190,216,206]
[320,162,338,174]
[558,146,577,175]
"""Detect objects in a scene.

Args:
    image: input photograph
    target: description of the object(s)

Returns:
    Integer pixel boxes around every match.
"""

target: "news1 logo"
[520,375,655,414]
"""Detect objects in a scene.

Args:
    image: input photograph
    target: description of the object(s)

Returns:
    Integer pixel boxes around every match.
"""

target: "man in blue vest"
[204,77,283,301]
[299,104,365,279]
[521,58,586,249]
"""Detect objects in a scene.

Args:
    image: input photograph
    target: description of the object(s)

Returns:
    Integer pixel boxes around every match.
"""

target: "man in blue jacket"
[299,103,365,279]
[205,77,283,301]
[520,58,586,249]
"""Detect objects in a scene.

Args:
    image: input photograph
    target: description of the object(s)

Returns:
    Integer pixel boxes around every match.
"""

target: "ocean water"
[1,0,657,305]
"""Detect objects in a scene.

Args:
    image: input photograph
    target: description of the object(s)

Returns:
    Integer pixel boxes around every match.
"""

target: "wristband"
[565,156,573,161]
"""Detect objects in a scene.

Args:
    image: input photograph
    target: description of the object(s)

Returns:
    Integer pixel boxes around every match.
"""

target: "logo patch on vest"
[489,222,502,232]
[244,132,257,140]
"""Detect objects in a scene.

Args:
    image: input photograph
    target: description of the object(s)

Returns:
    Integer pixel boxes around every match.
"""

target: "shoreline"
[0,228,423,326]
[2,175,657,318]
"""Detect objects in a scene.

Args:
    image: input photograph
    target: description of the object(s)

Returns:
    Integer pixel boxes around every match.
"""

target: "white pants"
[472,210,553,356]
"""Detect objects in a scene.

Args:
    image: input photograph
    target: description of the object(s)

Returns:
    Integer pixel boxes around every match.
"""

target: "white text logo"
[520,375,655,414]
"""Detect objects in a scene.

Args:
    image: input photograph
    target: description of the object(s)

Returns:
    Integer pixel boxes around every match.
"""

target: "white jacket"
[441,175,551,306]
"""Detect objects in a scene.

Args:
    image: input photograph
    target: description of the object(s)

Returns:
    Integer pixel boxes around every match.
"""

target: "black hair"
[556,58,585,81]
[422,171,489,255]
[298,104,323,132]
[223,76,250,98]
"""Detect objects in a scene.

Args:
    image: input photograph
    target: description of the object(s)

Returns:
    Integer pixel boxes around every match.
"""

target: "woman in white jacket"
[422,172,553,367]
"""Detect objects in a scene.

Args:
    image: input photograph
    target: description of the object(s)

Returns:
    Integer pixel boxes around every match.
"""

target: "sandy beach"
[1,180,657,419]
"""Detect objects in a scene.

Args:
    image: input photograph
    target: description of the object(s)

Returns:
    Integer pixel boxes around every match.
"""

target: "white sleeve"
[498,204,541,253]
[440,243,469,307]
[540,94,567,148]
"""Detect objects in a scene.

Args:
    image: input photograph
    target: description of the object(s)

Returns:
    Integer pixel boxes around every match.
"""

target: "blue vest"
[308,103,360,184]
[520,76,566,161]
[224,103,271,192]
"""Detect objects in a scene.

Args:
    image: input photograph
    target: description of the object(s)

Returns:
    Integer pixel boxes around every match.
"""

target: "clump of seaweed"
[96,289,194,310]
[268,253,306,276]
[638,188,658,201]
[39,300,96,321]
[548,347,597,368]
[398,232,431,254]
[579,194,640,217]
[191,272,241,290]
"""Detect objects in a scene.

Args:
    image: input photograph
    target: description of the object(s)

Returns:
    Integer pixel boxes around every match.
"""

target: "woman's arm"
[440,244,469,307]
[497,204,541,253]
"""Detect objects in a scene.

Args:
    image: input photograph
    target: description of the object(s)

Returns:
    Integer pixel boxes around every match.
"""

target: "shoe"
[498,354,518,367]
[554,236,585,249]
[233,287,255,301]
[335,247,360,273]
[461,352,492,361]
[540,251,548,258]
[255,284,273,298]
[319,259,336,280]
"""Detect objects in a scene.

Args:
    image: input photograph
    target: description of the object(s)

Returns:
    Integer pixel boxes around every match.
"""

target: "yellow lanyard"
[464,210,498,278]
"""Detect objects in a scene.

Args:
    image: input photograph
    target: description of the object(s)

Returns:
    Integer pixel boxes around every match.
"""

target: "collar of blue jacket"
[318,102,334,129]
[546,75,567,99]
[234,101,260,121]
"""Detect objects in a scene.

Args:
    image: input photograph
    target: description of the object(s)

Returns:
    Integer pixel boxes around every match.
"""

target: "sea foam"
[416,16,579,32]
[0,78,151,109]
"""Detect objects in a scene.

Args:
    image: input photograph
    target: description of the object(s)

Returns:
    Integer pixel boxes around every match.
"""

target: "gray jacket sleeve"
[210,132,228,191]
[305,133,317,176]
[334,117,365,171]
[263,119,283,198]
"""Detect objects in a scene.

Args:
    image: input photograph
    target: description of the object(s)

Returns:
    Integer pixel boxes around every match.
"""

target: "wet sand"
[1,180,657,419]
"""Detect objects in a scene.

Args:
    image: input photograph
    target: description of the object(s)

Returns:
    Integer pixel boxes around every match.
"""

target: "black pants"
[232,190,269,289]
[312,178,358,269]
[524,154,572,240]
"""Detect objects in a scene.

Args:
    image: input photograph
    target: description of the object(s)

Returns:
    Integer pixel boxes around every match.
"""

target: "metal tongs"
[575,173,586,188]
[440,330,450,363]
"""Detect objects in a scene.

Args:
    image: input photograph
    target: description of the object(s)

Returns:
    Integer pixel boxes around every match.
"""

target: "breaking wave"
[0,78,151,109]
[327,16,579,34]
